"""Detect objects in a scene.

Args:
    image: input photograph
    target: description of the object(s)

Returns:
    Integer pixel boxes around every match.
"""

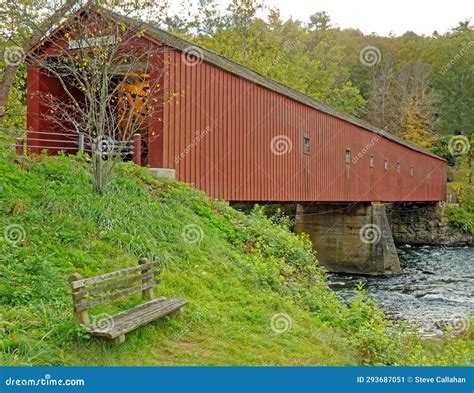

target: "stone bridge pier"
[295,202,401,275]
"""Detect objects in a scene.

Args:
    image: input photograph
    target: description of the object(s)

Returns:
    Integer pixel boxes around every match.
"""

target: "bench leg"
[113,334,126,345]
[169,306,185,319]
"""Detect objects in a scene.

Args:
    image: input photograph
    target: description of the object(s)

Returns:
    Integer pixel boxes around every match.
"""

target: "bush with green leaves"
[445,184,474,233]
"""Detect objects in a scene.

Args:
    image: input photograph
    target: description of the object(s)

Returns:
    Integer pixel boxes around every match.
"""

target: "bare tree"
[365,59,438,144]
[10,1,171,192]
[364,62,405,135]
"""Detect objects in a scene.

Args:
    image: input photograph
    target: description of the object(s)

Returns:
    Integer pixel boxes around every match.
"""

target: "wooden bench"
[68,258,187,345]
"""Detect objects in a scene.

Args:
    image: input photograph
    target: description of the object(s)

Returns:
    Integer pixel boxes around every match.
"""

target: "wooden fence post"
[78,133,85,154]
[16,138,25,158]
[68,273,90,325]
[139,258,155,301]
[133,133,142,166]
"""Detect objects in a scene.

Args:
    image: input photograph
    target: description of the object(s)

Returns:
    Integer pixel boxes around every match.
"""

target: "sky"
[264,0,473,36]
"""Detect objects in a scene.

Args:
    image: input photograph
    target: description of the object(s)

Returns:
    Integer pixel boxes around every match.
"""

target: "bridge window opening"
[396,162,400,173]
[115,72,151,165]
[345,149,351,164]
[384,159,389,171]
[369,156,375,168]
[410,166,414,176]
[303,135,311,155]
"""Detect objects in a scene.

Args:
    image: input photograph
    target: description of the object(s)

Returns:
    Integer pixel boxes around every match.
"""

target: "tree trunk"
[0,64,20,121]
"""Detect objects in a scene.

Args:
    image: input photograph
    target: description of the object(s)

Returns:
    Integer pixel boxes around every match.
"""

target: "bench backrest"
[68,258,160,325]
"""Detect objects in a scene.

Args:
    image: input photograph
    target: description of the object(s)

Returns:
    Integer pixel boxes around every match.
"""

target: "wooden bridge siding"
[160,49,447,202]
[27,66,81,154]
[26,66,43,152]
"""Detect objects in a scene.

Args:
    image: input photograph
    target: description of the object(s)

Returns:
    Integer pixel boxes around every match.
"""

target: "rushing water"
[327,245,474,336]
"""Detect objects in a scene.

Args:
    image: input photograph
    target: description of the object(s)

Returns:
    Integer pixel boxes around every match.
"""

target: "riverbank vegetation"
[0,152,472,366]
[446,184,474,233]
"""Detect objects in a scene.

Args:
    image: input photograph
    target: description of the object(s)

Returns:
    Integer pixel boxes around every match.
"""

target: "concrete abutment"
[294,202,401,275]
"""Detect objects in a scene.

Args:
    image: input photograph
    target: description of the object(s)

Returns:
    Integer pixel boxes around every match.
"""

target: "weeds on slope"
[0,153,471,366]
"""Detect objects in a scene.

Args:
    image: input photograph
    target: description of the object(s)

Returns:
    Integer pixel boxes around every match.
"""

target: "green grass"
[0,152,472,366]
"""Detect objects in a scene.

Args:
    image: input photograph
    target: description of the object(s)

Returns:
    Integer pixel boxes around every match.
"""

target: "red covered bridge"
[25,6,448,274]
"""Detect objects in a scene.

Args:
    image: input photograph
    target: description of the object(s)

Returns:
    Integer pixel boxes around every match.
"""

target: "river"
[327,245,474,336]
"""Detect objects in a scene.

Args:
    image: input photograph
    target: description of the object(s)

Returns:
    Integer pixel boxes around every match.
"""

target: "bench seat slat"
[88,298,188,338]
[71,261,160,289]
[74,270,160,301]
[75,280,160,312]
[104,299,184,333]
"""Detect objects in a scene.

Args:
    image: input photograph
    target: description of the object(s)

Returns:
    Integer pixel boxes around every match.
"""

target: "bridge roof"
[120,15,443,162]
[35,4,444,162]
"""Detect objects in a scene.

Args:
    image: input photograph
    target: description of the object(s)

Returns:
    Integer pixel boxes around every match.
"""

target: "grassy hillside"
[0,152,471,366]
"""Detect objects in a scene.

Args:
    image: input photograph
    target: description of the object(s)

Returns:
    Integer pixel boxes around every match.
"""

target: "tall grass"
[0,153,472,366]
